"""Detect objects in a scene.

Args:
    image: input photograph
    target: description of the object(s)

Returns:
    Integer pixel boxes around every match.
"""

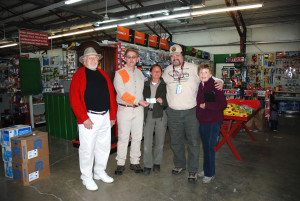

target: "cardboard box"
[4,161,13,178]
[2,145,12,162]
[11,131,49,164]
[0,125,32,146]
[12,157,50,186]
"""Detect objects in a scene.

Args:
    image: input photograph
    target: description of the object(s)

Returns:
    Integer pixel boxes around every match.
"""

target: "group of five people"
[69,44,226,191]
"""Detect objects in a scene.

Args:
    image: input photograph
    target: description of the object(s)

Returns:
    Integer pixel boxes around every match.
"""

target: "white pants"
[116,106,144,165]
[78,112,111,181]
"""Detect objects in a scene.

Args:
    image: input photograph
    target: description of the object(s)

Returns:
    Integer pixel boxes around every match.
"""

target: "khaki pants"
[116,105,144,165]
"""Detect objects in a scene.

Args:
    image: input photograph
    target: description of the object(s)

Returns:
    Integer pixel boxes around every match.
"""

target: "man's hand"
[138,100,150,107]
[214,81,223,91]
[110,120,116,128]
[200,103,205,109]
[83,118,94,130]
[156,97,163,104]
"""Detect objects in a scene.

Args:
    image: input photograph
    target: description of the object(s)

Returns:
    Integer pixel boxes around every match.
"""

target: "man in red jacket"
[69,47,117,191]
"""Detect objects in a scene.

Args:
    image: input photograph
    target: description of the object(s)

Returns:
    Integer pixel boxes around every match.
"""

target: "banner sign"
[19,30,49,46]
[226,57,245,63]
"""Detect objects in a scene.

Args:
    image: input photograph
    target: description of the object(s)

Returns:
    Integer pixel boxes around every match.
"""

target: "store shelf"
[35,121,46,124]
[274,97,300,101]
[33,102,45,106]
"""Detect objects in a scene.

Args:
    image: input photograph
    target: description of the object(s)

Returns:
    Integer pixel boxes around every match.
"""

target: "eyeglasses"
[126,56,138,59]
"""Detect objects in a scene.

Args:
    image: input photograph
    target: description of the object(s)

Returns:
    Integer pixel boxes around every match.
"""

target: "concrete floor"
[1,115,300,201]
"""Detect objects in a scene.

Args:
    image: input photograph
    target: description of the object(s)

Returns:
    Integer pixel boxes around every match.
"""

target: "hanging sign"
[134,31,148,46]
[159,38,169,50]
[226,57,245,63]
[19,30,49,46]
[117,26,134,43]
[148,35,158,48]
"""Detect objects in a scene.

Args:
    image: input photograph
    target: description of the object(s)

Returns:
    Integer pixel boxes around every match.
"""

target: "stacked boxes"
[0,125,32,178]
[11,131,50,185]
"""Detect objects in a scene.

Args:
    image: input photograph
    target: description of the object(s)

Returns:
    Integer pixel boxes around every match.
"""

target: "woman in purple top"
[196,63,227,183]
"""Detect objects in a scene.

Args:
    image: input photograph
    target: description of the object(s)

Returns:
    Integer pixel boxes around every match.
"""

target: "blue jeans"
[199,123,222,177]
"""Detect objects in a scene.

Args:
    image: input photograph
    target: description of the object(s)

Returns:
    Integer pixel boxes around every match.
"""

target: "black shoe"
[188,172,197,183]
[144,167,151,175]
[115,165,125,175]
[153,164,160,172]
[172,167,186,175]
[130,164,143,173]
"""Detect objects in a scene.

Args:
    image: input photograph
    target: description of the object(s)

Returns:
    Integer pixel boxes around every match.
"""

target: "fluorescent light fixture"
[42,3,265,41]
[65,0,82,5]
[94,25,117,31]
[118,22,136,27]
[136,13,191,24]
[192,3,263,16]
[173,6,191,11]
[0,43,18,48]
[136,10,170,17]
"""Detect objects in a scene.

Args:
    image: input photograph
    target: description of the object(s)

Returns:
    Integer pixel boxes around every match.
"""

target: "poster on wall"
[134,30,148,46]
[117,26,134,44]
[160,38,169,51]
[148,34,159,49]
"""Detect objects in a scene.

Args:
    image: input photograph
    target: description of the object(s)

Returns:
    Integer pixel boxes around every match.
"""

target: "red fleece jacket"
[69,67,117,124]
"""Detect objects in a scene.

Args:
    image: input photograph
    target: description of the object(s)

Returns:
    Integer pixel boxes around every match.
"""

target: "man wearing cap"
[69,47,117,191]
[162,44,223,182]
[113,47,149,175]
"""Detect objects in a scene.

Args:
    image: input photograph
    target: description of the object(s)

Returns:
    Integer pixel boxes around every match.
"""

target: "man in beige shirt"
[113,47,149,175]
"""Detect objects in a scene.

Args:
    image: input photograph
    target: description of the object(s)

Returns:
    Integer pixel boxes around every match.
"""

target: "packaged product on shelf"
[4,161,13,178]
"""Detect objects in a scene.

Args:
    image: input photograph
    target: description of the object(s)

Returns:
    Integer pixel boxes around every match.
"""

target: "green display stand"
[44,93,78,140]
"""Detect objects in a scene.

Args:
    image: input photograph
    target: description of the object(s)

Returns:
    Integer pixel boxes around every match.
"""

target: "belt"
[118,104,139,108]
[88,110,108,115]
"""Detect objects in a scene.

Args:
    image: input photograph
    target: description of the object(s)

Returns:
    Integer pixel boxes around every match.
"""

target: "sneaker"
[188,172,197,182]
[172,167,186,175]
[82,179,98,191]
[153,164,160,172]
[197,170,204,178]
[202,176,214,184]
[94,172,114,183]
[115,165,125,175]
[130,164,143,173]
[144,167,151,175]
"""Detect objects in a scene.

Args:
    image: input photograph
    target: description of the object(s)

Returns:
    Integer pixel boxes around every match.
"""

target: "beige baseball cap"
[79,47,103,64]
[169,44,183,55]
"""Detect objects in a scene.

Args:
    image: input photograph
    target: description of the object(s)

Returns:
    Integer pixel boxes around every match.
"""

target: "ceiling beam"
[133,0,172,41]
[117,0,160,37]
[225,0,247,54]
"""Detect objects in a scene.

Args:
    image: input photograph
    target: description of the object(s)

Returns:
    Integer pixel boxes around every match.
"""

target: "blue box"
[4,161,13,178]
[2,145,12,162]
[0,125,31,146]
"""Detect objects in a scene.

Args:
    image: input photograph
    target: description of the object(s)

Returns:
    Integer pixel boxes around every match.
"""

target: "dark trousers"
[167,107,200,173]
[199,123,222,177]
[270,120,278,131]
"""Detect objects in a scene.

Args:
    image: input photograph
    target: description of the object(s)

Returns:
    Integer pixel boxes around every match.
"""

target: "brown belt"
[118,103,139,108]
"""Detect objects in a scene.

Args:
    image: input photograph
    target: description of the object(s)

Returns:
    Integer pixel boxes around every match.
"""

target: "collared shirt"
[149,80,160,109]
[114,65,145,106]
[162,62,223,110]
